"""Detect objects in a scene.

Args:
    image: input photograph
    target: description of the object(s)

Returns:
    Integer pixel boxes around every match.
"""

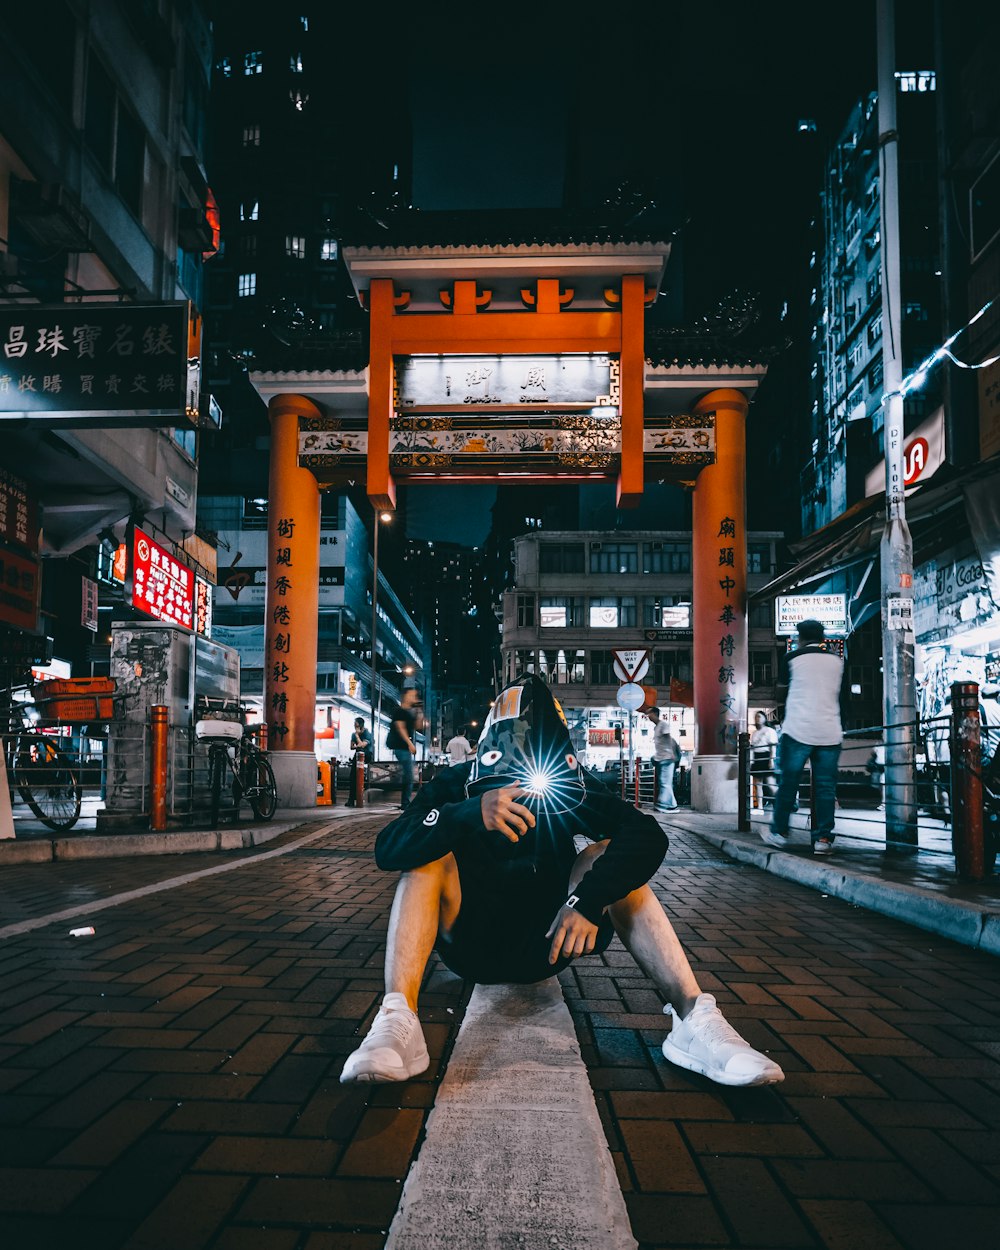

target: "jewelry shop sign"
[0,302,199,427]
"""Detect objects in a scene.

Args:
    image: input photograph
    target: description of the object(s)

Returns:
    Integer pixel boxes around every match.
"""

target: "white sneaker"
[759,829,789,849]
[662,993,784,1087]
[340,992,430,1083]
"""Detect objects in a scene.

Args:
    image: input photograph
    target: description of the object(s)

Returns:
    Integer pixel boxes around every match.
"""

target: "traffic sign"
[612,648,650,684]
[616,682,646,711]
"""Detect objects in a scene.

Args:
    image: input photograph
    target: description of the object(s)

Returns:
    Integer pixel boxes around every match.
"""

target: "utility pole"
[877,0,918,848]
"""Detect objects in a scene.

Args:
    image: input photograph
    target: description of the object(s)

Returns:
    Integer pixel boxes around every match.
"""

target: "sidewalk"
[659,806,1000,957]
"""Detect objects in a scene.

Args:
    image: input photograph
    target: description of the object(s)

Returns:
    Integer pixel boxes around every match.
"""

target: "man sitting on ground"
[341,674,784,1089]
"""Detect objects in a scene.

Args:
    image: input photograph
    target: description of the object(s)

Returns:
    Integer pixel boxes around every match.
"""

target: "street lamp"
[369,509,393,761]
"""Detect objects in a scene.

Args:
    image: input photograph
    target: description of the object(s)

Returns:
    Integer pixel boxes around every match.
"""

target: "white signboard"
[885,597,914,632]
[612,649,650,683]
[775,593,848,637]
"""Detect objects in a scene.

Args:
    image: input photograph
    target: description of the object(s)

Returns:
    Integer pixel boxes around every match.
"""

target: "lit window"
[300,14,309,30]
[810,287,817,305]
[244,51,262,76]
[319,237,338,261]
[240,200,259,222]
[809,250,816,268]
[242,124,261,147]
[849,339,865,367]
[810,363,818,379]
[290,89,308,111]
[811,324,818,341]
[290,53,303,73]
[895,70,936,92]
[285,235,306,259]
[238,272,256,297]
[216,57,232,78]
[868,313,882,344]
[904,302,926,320]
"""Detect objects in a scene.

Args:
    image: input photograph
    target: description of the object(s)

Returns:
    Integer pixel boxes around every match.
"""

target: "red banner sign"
[130,526,195,630]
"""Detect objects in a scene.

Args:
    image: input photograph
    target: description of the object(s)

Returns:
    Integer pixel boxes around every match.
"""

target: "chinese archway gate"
[250,227,763,812]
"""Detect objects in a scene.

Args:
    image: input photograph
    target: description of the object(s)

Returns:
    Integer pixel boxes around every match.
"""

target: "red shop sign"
[130,526,194,630]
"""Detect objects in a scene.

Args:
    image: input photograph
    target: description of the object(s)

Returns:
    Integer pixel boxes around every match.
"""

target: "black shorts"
[435,871,615,985]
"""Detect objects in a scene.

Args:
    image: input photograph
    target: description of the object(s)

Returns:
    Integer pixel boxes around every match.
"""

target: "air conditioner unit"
[12,181,91,253]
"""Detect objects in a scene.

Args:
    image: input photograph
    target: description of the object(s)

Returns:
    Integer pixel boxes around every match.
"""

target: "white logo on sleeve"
[565,894,580,909]
[423,809,440,827]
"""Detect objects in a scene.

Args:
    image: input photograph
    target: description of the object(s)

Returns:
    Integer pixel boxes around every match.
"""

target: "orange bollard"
[316,760,332,806]
[150,705,168,831]
[355,755,366,807]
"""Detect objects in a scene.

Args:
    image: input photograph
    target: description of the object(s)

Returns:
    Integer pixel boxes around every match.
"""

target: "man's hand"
[545,904,599,965]
[408,742,416,755]
[480,783,535,844]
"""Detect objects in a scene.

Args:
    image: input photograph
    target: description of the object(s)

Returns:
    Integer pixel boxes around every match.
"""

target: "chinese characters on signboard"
[268,514,296,745]
[0,303,197,427]
[0,468,40,634]
[774,594,848,637]
[714,515,743,753]
[130,527,195,630]
[81,576,99,632]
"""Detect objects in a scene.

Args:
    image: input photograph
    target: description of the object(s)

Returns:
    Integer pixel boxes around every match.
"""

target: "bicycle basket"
[195,719,244,742]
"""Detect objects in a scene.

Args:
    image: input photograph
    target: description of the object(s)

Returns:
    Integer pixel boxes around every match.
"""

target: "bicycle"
[1,685,83,831]
[195,699,277,826]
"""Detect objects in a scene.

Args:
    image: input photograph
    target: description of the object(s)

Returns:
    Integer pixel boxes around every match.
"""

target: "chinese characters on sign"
[774,594,848,637]
[395,354,614,409]
[715,515,742,752]
[130,527,195,630]
[0,468,37,551]
[195,576,213,638]
[268,515,296,745]
[0,304,195,426]
[0,469,40,633]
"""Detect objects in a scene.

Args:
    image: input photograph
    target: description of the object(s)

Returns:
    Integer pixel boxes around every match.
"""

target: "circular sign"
[616,682,646,711]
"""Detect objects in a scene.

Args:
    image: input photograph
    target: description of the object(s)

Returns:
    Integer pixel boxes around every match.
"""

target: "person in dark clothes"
[340,674,783,1089]
[387,688,419,808]
[346,717,372,807]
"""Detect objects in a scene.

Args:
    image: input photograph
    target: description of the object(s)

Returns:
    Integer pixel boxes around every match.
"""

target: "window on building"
[867,270,881,302]
[643,599,691,629]
[538,648,585,684]
[238,272,257,297]
[319,237,339,261]
[650,648,692,687]
[895,69,936,92]
[114,105,144,216]
[240,200,259,222]
[512,649,537,677]
[285,234,306,258]
[750,650,775,688]
[539,543,585,575]
[290,53,303,73]
[516,594,535,628]
[589,597,636,629]
[590,650,616,684]
[290,89,308,111]
[539,597,585,628]
[848,381,865,412]
[868,312,882,345]
[848,339,865,368]
[904,302,927,321]
[642,540,690,574]
[216,57,232,77]
[590,542,638,575]
[749,600,772,629]
[810,363,818,379]
[300,14,309,30]
[866,178,879,211]
[870,359,883,392]
[241,234,256,257]
[747,542,772,575]
[244,51,262,75]
[242,123,261,146]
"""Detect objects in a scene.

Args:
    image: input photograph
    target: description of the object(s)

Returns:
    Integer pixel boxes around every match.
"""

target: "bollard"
[355,754,366,808]
[951,681,986,881]
[737,731,750,831]
[150,705,168,832]
[316,760,332,806]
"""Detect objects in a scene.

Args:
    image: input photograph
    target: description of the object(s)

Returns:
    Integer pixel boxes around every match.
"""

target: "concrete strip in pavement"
[386,980,637,1250]
[0,818,347,940]
[686,822,1000,955]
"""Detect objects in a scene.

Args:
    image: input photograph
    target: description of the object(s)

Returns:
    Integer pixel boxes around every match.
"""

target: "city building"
[802,84,940,535]
[501,528,783,768]
[0,0,214,674]
[198,492,424,761]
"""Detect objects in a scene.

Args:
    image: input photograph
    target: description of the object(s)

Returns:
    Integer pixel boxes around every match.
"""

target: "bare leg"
[384,854,461,1011]
[568,843,701,1016]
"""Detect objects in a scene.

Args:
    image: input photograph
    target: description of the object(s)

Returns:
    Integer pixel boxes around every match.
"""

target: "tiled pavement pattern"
[0,815,998,1247]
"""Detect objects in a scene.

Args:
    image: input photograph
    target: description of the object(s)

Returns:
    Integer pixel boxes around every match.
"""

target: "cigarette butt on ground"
[69,926,95,937]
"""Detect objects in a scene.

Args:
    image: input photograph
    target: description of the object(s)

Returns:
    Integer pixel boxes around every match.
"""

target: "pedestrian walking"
[645,705,681,811]
[387,688,419,809]
[761,618,844,855]
[340,674,783,1088]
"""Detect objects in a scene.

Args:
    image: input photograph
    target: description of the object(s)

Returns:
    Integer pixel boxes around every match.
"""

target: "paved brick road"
[1,814,999,1248]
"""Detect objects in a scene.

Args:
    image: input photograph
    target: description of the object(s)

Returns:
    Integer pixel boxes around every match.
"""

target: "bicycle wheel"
[14,735,82,831]
[208,746,224,828]
[244,750,277,820]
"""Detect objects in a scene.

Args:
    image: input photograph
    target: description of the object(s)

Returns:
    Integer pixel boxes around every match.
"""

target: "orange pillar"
[690,389,749,812]
[367,277,397,511]
[265,394,322,806]
[617,274,645,507]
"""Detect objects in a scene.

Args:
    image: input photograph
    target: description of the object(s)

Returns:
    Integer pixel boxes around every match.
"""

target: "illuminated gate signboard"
[129,527,195,631]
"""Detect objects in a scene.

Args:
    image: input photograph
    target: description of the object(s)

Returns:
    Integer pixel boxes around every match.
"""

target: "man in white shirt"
[645,706,681,812]
[749,712,778,808]
[445,727,473,765]
[762,619,844,856]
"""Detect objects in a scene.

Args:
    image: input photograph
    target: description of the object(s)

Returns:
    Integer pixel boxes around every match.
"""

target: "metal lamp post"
[369,510,393,762]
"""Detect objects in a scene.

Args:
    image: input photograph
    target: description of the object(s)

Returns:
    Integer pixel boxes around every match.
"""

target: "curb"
[688,825,1000,956]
